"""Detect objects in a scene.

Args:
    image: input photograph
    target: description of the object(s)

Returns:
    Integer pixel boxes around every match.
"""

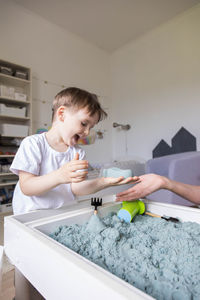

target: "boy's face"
[60,107,99,146]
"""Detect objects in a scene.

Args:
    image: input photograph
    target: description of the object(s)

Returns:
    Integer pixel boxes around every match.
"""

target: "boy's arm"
[19,155,88,196]
[71,176,138,196]
[19,170,62,196]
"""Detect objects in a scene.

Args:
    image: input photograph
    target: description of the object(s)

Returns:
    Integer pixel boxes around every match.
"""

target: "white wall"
[1,1,200,164]
[111,4,200,161]
[0,0,112,163]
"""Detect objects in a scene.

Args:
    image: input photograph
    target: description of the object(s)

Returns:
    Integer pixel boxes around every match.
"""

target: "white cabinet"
[0,59,32,212]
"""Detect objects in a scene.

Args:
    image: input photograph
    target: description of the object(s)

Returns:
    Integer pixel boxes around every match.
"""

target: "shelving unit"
[0,59,32,212]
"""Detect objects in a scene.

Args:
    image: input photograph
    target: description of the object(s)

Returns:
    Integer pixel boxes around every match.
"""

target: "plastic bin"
[0,203,12,213]
[0,245,3,293]
[14,92,27,101]
[0,124,29,137]
[0,65,13,76]
[0,103,26,117]
[0,85,15,98]
[14,70,28,80]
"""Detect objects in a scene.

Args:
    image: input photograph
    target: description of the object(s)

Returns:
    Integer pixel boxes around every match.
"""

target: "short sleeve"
[10,136,42,175]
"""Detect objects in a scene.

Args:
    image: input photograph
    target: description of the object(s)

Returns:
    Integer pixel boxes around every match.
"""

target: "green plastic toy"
[117,200,145,222]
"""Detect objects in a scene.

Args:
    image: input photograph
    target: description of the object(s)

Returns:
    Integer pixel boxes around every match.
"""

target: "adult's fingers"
[115,195,137,202]
[116,187,140,201]
[116,187,135,197]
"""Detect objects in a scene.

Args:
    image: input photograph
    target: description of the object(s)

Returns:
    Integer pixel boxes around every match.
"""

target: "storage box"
[0,245,3,291]
[14,92,27,101]
[14,70,28,80]
[0,85,9,98]
[0,66,13,76]
[0,103,26,117]
[0,85,15,98]
[0,124,29,137]
[0,202,12,213]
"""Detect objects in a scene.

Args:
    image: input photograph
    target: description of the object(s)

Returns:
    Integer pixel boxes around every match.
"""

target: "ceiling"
[12,0,200,52]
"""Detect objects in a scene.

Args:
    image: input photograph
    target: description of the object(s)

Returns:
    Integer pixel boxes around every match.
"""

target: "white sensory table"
[4,196,200,300]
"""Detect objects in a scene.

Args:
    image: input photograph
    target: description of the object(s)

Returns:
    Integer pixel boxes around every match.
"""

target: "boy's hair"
[52,87,107,122]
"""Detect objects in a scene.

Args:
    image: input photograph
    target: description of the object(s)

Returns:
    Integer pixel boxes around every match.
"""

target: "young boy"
[10,87,133,215]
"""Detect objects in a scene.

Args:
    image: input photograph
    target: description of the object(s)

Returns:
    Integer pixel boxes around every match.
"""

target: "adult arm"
[116,173,200,205]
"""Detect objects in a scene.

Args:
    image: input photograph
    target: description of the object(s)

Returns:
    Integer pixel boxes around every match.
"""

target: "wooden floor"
[0,211,15,300]
[1,269,15,300]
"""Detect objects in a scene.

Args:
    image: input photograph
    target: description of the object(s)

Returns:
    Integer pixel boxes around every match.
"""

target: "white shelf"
[0,115,30,121]
[0,181,17,187]
[0,173,16,177]
[0,96,30,106]
[0,135,24,139]
[0,72,30,84]
[0,59,31,209]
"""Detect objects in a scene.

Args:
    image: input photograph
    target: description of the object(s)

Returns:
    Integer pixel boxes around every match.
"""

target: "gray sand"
[50,213,200,300]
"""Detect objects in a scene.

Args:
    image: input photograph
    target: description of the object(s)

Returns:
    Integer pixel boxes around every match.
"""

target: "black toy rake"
[91,197,102,214]
[144,211,179,223]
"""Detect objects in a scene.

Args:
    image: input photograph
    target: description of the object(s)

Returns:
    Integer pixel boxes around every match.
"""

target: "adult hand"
[57,153,88,183]
[116,173,165,201]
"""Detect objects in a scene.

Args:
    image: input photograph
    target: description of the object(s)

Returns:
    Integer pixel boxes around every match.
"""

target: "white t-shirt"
[10,133,85,215]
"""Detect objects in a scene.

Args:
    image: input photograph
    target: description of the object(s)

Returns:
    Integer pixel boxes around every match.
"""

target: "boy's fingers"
[71,177,86,183]
[71,171,88,177]
[71,160,88,167]
[73,165,88,171]
[133,176,140,180]
[123,176,140,184]
[114,176,140,186]
[73,153,79,160]
[74,167,88,173]
[110,176,124,183]
[117,176,135,184]
[122,177,133,183]
[68,162,88,172]
[112,176,138,184]
[117,176,124,180]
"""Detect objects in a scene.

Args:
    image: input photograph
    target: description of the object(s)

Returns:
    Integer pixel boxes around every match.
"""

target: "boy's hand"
[57,153,88,184]
[102,176,140,187]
